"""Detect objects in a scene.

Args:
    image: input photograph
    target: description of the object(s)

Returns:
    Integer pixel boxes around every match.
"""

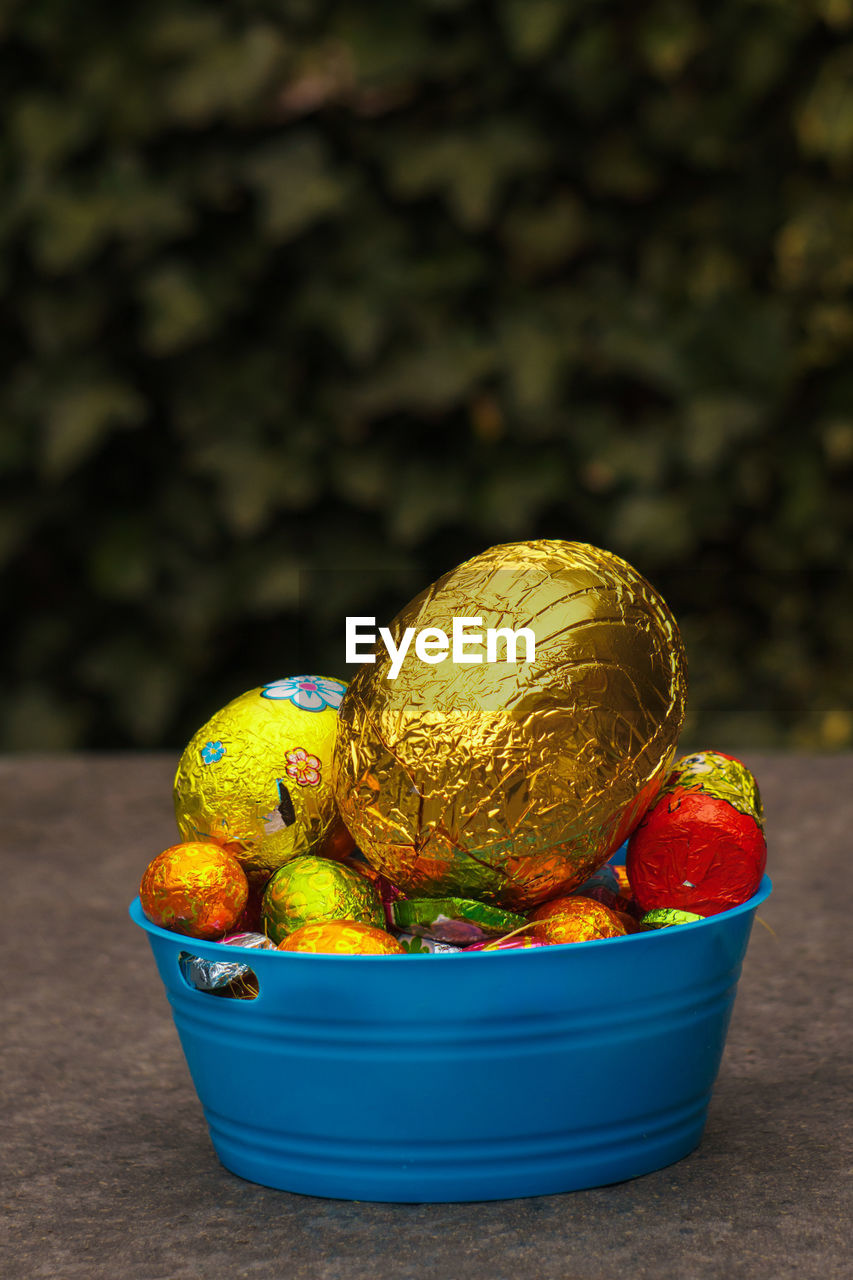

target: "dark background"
[2,0,851,753]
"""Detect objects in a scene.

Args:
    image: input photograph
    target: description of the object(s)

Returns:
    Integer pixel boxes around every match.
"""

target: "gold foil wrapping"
[333,540,687,910]
[640,908,705,928]
[174,677,354,883]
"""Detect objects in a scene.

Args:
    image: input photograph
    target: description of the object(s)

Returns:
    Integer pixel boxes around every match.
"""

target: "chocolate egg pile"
[139,542,767,987]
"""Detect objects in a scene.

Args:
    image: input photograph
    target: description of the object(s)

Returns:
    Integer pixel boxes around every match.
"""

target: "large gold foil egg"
[332,541,687,910]
[174,676,354,883]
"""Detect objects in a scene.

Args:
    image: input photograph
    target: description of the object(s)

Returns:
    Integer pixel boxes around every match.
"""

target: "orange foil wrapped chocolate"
[333,540,686,910]
[277,921,405,955]
[140,841,248,939]
[529,896,628,945]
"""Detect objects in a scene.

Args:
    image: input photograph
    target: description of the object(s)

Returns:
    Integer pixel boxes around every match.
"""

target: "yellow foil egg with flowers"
[174,677,354,885]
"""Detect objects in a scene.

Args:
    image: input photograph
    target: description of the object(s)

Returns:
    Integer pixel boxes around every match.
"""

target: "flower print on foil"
[285,748,322,787]
[260,676,346,712]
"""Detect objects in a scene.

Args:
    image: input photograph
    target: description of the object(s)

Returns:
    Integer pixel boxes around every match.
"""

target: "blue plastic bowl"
[130,874,771,1203]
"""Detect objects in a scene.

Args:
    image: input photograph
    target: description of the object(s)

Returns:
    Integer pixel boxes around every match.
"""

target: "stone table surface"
[2,753,851,1280]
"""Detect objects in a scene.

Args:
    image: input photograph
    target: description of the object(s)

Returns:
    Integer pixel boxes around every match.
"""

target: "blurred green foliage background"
[1,0,851,753]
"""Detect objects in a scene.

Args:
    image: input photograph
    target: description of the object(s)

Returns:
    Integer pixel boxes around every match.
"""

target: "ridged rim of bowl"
[129,873,772,963]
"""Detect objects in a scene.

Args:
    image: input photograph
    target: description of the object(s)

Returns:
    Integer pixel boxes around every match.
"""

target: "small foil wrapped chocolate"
[277,921,405,955]
[389,897,526,945]
[179,931,275,992]
[639,908,705,929]
[529,895,628,945]
[262,854,385,943]
[140,841,249,940]
[221,931,279,949]
[395,933,464,954]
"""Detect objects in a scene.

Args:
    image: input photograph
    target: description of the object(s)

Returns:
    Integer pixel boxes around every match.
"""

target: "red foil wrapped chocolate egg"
[626,750,766,916]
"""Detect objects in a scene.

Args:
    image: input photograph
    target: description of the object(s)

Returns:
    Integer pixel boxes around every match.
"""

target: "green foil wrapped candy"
[639,908,706,929]
[389,897,526,945]
[261,855,385,944]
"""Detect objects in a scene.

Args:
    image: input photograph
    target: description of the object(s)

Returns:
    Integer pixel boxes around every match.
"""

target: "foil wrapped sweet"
[179,932,275,991]
[221,931,278,950]
[333,540,686,909]
[464,935,546,952]
[174,677,354,884]
[277,921,405,955]
[389,897,526,945]
[261,854,385,944]
[529,896,628,944]
[639,908,705,929]
[140,841,249,939]
[395,933,464,954]
[626,750,767,915]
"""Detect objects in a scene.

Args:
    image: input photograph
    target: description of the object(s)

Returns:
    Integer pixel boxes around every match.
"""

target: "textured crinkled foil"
[394,933,464,954]
[333,540,687,910]
[174,678,353,884]
[390,897,525,944]
[139,841,248,939]
[179,932,275,991]
[261,854,385,943]
[530,896,628,944]
[626,750,766,915]
[277,921,404,955]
